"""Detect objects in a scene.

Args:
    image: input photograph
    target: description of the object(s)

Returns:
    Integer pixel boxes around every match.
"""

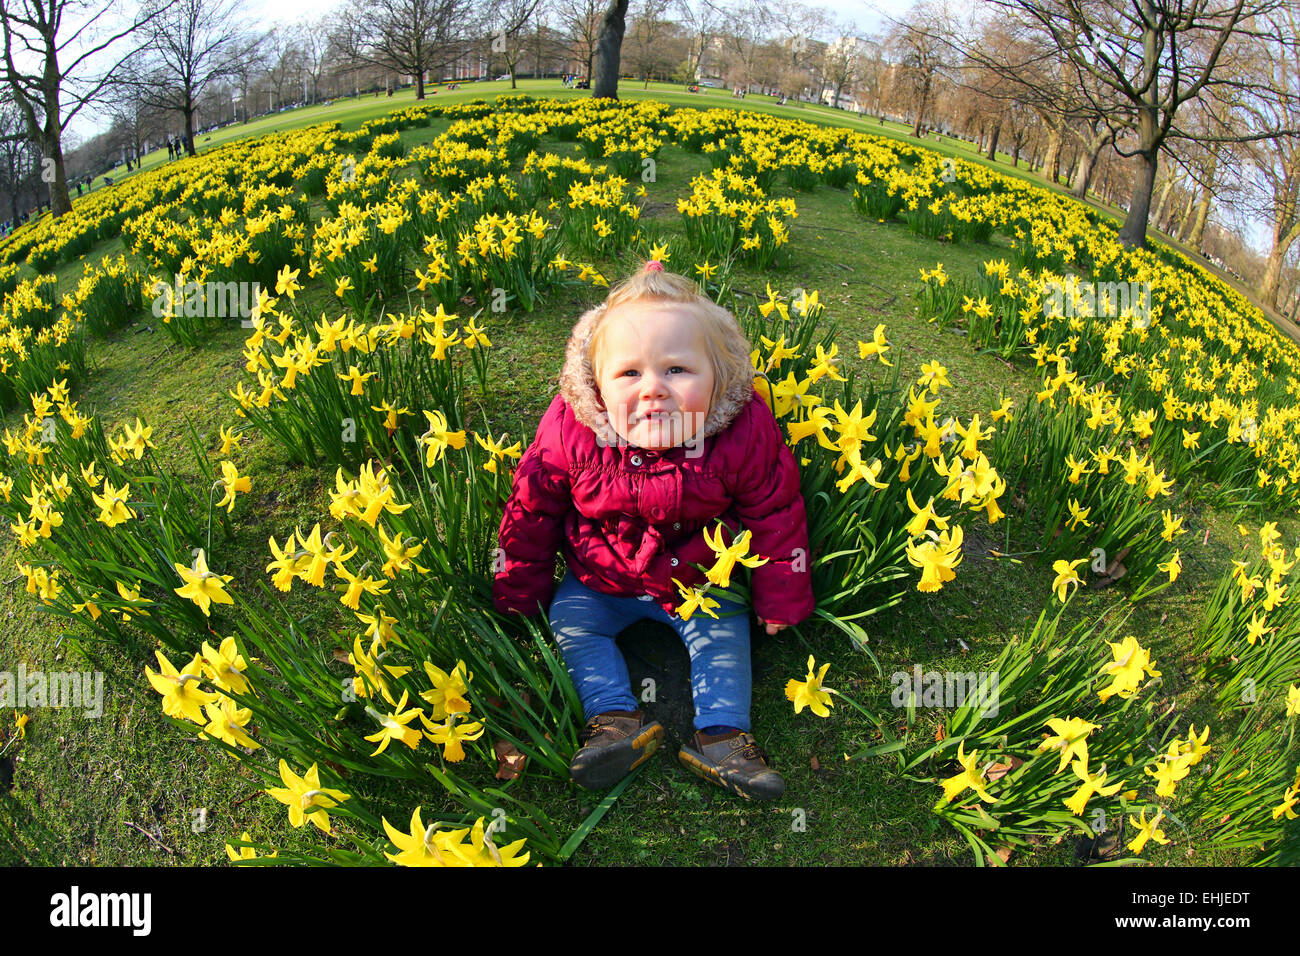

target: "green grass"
[1,98,1295,867]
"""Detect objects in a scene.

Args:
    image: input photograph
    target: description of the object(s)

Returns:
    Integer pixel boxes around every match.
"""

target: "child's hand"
[757,617,789,636]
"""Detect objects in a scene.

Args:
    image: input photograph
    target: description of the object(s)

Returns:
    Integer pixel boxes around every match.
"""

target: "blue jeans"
[548,571,752,732]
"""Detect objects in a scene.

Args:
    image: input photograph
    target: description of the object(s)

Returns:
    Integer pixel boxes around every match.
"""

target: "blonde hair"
[584,264,753,412]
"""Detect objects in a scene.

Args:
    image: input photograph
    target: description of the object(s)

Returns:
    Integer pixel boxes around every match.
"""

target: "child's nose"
[640,372,669,399]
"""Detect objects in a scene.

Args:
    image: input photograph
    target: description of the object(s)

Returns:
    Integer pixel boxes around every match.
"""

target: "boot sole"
[570,721,664,790]
[678,745,786,802]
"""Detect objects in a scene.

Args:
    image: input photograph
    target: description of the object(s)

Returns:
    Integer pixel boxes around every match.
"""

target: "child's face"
[594,301,715,450]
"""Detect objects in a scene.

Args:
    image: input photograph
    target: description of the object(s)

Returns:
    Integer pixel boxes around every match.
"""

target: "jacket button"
[673,522,681,531]
[630,455,642,466]
[670,558,679,567]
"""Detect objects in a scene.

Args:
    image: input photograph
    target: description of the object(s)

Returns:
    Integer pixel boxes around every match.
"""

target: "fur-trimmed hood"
[557,304,756,448]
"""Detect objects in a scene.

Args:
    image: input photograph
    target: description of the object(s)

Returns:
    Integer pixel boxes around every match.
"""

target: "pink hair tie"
[645,260,664,273]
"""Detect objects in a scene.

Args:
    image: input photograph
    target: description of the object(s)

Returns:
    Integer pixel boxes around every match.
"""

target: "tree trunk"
[1261,247,1284,309]
[41,131,72,216]
[1186,190,1211,250]
[1262,218,1300,310]
[184,105,197,156]
[985,119,1001,161]
[592,0,630,99]
[1118,148,1158,248]
[1071,133,1108,199]
[1041,123,1063,183]
[1151,173,1176,225]
[1175,187,1198,242]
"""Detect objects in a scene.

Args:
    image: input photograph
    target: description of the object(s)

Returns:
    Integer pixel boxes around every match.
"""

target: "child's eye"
[668,366,686,374]
[620,370,639,377]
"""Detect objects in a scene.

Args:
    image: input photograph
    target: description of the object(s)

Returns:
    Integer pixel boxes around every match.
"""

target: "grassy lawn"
[1,95,1295,867]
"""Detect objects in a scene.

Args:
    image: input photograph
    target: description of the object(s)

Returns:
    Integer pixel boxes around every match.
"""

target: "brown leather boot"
[569,710,664,790]
[678,729,785,801]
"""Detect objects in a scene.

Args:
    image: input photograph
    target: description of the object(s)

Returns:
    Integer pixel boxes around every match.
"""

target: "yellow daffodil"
[215,460,251,513]
[173,550,235,616]
[701,526,768,589]
[364,691,426,756]
[420,660,472,719]
[145,650,217,724]
[200,698,259,750]
[1126,808,1171,855]
[938,742,997,805]
[226,832,276,862]
[1063,759,1123,816]
[421,713,485,762]
[201,637,252,696]
[1038,716,1100,774]
[264,760,350,834]
[1052,558,1087,603]
[785,655,833,717]
[857,324,893,366]
[672,578,721,620]
[1097,635,1160,702]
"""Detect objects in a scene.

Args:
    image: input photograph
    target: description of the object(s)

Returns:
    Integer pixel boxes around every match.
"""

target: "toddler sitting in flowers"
[493,262,814,800]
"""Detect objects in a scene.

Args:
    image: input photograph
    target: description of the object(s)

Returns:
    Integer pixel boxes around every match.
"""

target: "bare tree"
[1,0,173,216]
[1,92,42,223]
[228,31,269,119]
[1237,9,1300,309]
[485,0,544,89]
[135,0,254,156]
[262,26,302,109]
[720,1,770,92]
[854,35,887,116]
[297,17,331,104]
[885,1,955,137]
[104,53,168,162]
[821,32,861,109]
[556,0,602,79]
[624,0,679,88]
[674,0,724,86]
[956,0,1296,248]
[337,0,479,99]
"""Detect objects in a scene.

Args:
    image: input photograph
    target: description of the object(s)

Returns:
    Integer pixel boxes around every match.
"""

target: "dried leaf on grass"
[494,739,528,780]
[984,756,1023,782]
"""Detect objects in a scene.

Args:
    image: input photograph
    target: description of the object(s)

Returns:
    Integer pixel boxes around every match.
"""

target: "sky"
[241,0,925,36]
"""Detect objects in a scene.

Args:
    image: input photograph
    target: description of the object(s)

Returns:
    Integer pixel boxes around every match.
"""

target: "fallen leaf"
[934,725,946,742]
[986,845,1012,865]
[494,739,528,781]
[810,755,821,771]
[331,648,350,663]
[984,756,1023,781]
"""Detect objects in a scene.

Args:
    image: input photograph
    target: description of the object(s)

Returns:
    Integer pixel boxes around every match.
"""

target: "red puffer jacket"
[492,384,815,625]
